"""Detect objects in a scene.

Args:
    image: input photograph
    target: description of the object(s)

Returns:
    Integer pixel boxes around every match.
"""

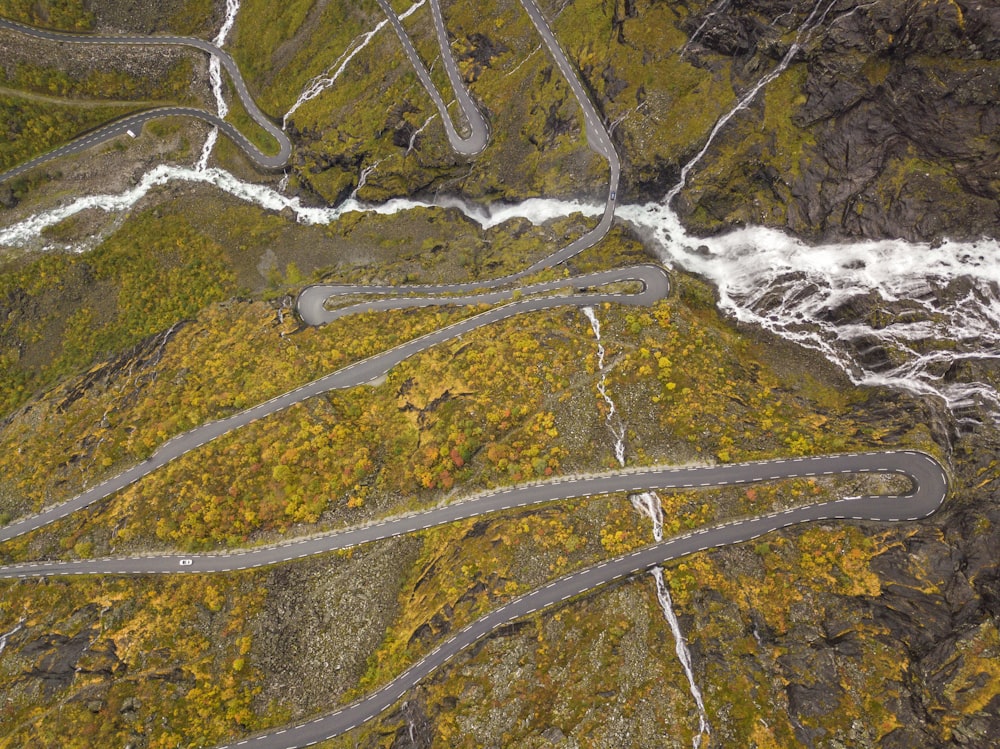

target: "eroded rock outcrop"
[673,0,1000,242]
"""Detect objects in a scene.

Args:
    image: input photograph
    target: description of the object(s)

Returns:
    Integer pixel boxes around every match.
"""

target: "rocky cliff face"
[1,1,998,746]
[771,424,1000,747]
[656,0,1000,242]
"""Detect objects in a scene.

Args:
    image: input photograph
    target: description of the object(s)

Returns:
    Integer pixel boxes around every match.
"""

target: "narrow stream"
[196,0,240,171]
[282,0,427,127]
[3,169,996,427]
[0,618,24,656]
[583,307,711,749]
[0,4,995,747]
[666,0,838,206]
[349,159,385,201]
[581,307,626,467]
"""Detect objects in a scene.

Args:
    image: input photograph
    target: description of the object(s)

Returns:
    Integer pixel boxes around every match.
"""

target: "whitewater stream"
[0,5,997,742]
[6,0,992,429]
[282,0,426,127]
[195,0,240,171]
[0,619,24,656]
[582,307,711,749]
[5,168,995,427]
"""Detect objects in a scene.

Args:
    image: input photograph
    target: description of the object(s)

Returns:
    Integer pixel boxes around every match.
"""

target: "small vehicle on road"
[610,191,616,201]
[179,558,193,566]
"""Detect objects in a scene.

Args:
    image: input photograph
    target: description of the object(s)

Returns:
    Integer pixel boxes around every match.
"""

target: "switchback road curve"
[206,450,947,749]
[0,16,291,183]
[375,0,488,155]
[0,451,948,749]
[0,451,947,579]
[0,266,669,545]
[0,2,952,749]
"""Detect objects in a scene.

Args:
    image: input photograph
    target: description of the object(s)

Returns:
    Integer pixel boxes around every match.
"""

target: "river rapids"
[4,175,995,426]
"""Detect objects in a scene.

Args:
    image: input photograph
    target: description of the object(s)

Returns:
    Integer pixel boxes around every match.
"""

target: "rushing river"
[2,169,997,424]
[620,201,1000,425]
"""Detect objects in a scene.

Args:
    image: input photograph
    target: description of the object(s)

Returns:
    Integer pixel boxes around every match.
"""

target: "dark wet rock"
[696,15,757,57]
[541,725,567,743]
[611,0,639,43]
[76,638,125,677]
[846,334,895,372]
[459,33,509,81]
[601,65,628,102]
[387,699,434,749]
[539,100,579,148]
[22,626,96,694]
[664,0,1000,242]
[881,725,947,749]
[0,183,17,209]
[393,120,417,150]
[820,293,879,326]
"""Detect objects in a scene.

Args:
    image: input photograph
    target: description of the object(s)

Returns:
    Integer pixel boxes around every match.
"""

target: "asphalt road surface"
[0,3,951,749]
[375,0,489,155]
[0,266,669,546]
[0,451,948,749]
[0,451,947,580]
[0,16,291,183]
[207,451,947,749]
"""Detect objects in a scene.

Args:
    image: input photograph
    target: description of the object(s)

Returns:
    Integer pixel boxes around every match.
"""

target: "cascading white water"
[3,165,997,427]
[406,114,436,155]
[583,307,710,749]
[2,0,997,424]
[679,0,731,58]
[618,202,1000,424]
[629,491,663,543]
[631,492,711,749]
[652,567,711,749]
[349,159,385,201]
[582,307,626,467]
[0,619,24,656]
[196,0,240,171]
[0,3,994,745]
[0,163,601,251]
[282,0,427,128]
[196,128,220,172]
[666,0,838,206]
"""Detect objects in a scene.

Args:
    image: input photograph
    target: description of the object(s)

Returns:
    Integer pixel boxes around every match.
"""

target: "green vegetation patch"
[0,0,94,30]
[0,93,144,171]
[0,58,199,105]
[0,571,270,748]
[0,210,235,417]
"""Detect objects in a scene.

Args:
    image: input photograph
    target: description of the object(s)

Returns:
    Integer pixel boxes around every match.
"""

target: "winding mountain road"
[0,266,669,546]
[0,16,291,183]
[0,2,951,748]
[375,0,488,155]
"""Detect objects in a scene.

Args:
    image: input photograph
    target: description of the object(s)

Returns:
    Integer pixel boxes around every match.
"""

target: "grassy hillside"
[0,191,971,747]
[0,0,996,746]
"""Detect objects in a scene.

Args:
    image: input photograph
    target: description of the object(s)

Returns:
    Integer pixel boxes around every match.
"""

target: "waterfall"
[583,307,710,748]
[282,1,427,128]
[679,0,731,58]
[349,159,385,201]
[0,619,24,656]
[3,170,995,427]
[653,566,711,749]
[406,114,437,155]
[196,0,241,171]
[617,201,1000,423]
[632,491,711,748]
[582,307,626,467]
[666,0,839,206]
